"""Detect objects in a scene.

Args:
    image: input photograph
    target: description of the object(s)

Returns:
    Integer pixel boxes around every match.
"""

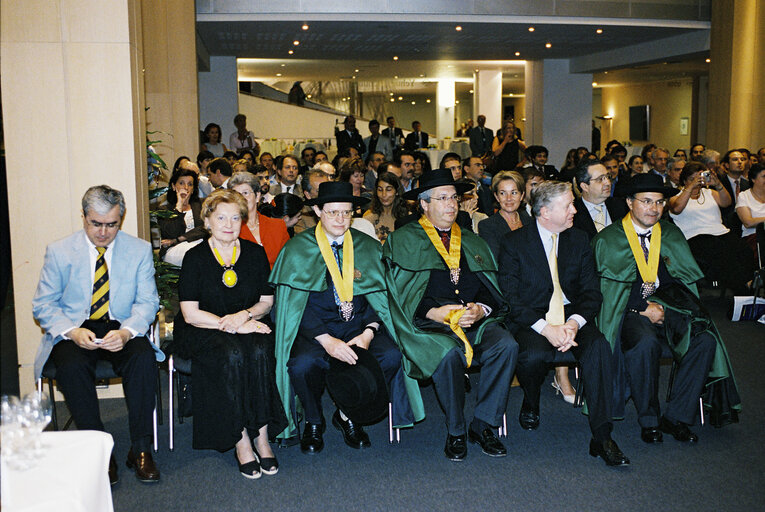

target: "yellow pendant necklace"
[213,243,238,288]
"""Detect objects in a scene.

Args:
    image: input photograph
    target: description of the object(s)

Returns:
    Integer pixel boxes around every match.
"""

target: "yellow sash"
[418,216,472,367]
[418,216,461,270]
[315,222,354,302]
[622,213,661,284]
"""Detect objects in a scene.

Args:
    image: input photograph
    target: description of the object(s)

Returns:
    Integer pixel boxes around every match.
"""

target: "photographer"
[669,161,752,293]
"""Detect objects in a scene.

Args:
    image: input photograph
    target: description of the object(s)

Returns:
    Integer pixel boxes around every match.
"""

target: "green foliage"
[153,254,180,310]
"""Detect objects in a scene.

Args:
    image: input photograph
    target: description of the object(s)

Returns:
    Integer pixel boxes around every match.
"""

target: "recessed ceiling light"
[528,27,535,32]
[604,71,608,74]
[389,92,394,96]
[447,65,454,68]
[288,50,294,55]
[592,82,598,86]
[514,52,520,57]
[426,99,431,103]
[354,69,359,72]
[352,76,356,79]
[469,89,474,94]
[393,56,398,61]
[419,74,424,77]
[302,24,309,30]
[411,101,416,105]
[455,100,460,104]
[276,73,282,77]
[280,64,285,67]
[398,96,403,100]
[306,94,312,98]
[455,26,462,31]
[390,98,395,102]
[545,42,552,48]
[596,28,603,34]
[394,75,398,79]
[293,40,300,46]
[705,58,711,63]
[509,93,514,96]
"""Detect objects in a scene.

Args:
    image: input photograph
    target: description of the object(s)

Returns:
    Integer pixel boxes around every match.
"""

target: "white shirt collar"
[631,219,652,236]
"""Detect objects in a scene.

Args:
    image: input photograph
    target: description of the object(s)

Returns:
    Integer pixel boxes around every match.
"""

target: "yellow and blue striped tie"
[89,247,110,320]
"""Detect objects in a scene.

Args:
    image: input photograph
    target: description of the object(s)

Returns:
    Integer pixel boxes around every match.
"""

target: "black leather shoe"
[641,426,663,444]
[108,454,118,485]
[519,404,540,431]
[659,416,698,443]
[126,449,160,482]
[332,410,371,449]
[300,422,325,454]
[444,434,467,461]
[589,439,630,467]
[468,428,507,457]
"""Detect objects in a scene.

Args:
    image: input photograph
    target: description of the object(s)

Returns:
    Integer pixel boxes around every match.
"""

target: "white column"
[473,70,503,133]
[198,56,239,134]
[436,79,456,142]
[525,60,592,167]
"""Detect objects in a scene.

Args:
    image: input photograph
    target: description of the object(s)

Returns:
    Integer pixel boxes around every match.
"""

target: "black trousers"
[621,311,716,427]
[431,322,517,436]
[50,322,157,453]
[287,331,409,425]
[515,321,614,440]
[688,232,754,294]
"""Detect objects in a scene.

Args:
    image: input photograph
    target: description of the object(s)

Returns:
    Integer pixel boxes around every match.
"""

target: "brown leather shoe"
[126,449,160,482]
[108,454,119,485]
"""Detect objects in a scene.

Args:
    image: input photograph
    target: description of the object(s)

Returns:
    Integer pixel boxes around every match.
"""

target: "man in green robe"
[269,182,424,454]
[592,173,740,445]
[384,169,518,461]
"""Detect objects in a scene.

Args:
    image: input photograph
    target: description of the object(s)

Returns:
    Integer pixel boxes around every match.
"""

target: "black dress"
[175,239,287,451]
[494,136,520,172]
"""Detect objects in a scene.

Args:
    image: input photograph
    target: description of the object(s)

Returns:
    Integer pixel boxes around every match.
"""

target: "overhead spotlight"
[394,75,398,79]
[354,69,359,72]
[393,56,398,61]
[455,100,460,104]
[411,101,416,105]
[306,94,312,98]
[455,26,462,31]
[419,74,424,77]
[514,51,520,57]
[389,92,394,96]
[469,90,474,94]
[592,82,598,87]
[398,96,403,100]
[545,42,552,48]
[596,28,603,34]
[604,71,608,74]
[293,40,300,46]
[528,27,535,32]
[705,58,711,63]
[288,50,294,55]
[276,73,282,77]
[352,76,356,79]
[280,64,286,67]
[509,93,514,96]
[426,99,431,103]
[302,24,309,30]
[390,98,395,102]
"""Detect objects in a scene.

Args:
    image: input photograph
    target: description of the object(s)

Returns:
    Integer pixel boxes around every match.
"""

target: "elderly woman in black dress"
[174,189,287,479]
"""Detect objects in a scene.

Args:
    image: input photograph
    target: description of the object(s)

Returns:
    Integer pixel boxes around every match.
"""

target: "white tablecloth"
[448,140,471,159]
[425,149,449,170]
[259,139,287,157]
[1,430,114,512]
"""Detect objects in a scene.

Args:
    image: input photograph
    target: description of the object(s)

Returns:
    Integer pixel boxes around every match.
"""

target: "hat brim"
[326,346,389,425]
[403,180,474,200]
[626,185,680,198]
[304,194,370,208]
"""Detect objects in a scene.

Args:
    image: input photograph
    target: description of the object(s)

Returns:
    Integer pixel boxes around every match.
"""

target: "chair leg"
[155,367,163,426]
[153,406,158,452]
[47,378,59,431]
[498,413,508,438]
[699,397,705,426]
[168,356,175,452]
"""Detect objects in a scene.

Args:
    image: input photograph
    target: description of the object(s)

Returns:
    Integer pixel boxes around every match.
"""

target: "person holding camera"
[668,161,753,293]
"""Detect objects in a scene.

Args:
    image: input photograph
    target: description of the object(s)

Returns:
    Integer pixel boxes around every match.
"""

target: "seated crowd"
[31,112,761,486]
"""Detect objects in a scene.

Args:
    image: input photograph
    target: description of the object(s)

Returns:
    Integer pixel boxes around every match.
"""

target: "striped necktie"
[90,247,110,320]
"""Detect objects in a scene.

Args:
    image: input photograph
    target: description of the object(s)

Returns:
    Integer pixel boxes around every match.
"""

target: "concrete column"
[1,0,147,394]
[524,60,592,166]
[473,70,503,134]
[436,79,456,142]
[707,0,764,152]
[142,0,199,177]
[198,56,239,141]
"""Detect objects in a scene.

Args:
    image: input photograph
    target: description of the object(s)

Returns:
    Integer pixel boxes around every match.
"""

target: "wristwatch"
[246,309,253,321]
[365,324,379,335]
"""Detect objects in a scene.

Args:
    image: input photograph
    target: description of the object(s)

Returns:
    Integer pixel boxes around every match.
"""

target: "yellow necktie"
[594,205,606,232]
[545,234,565,326]
[90,247,110,320]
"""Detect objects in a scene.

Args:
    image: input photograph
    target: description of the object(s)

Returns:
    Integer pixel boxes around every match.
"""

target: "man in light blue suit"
[32,185,162,484]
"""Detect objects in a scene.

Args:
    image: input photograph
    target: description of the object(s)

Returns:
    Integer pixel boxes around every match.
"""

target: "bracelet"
[245,309,253,321]
[364,325,379,335]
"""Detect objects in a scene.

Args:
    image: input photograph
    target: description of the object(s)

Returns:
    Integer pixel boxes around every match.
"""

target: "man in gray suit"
[32,185,162,484]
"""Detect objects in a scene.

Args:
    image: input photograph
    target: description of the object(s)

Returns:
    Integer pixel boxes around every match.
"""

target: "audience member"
[478,171,531,258]
[525,145,559,180]
[364,151,386,191]
[469,115,493,157]
[300,146,317,174]
[269,155,302,197]
[404,120,429,150]
[158,168,207,266]
[364,119,394,161]
[336,115,366,156]
[463,156,493,214]
[492,119,524,173]
[690,143,706,162]
[228,114,259,156]
[208,157,233,190]
[363,171,409,243]
[201,123,227,157]
[735,163,765,263]
[381,116,404,152]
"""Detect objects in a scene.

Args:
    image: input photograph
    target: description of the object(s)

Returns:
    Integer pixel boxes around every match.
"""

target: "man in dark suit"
[463,156,494,215]
[572,159,628,240]
[404,121,429,151]
[525,145,559,181]
[469,115,493,156]
[32,185,162,484]
[336,115,366,156]
[498,181,628,466]
[381,116,404,152]
[718,149,751,226]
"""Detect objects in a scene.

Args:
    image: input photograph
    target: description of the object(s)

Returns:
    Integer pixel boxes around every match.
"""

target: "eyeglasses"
[87,220,120,229]
[632,198,667,207]
[430,194,459,203]
[591,175,611,183]
[323,209,354,219]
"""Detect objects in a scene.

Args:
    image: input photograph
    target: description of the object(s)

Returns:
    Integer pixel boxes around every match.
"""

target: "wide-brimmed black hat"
[403,168,474,200]
[326,346,389,425]
[304,181,370,208]
[269,193,304,218]
[624,173,680,198]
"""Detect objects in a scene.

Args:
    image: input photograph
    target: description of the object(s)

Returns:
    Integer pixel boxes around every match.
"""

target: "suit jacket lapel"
[527,222,552,289]
[76,231,93,303]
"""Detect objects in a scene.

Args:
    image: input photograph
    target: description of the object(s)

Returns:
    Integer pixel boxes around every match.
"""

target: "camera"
[700,171,711,183]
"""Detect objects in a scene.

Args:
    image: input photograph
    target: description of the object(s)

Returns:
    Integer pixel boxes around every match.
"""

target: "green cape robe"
[591,219,741,421]
[269,227,425,439]
[383,220,508,380]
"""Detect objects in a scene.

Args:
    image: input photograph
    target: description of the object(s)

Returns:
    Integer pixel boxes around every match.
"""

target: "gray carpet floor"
[57,291,764,512]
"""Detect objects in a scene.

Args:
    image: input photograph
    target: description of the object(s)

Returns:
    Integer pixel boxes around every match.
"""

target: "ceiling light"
[596,28,603,34]
[509,93,514,96]
[293,40,300,46]
[394,75,398,79]
[354,69,359,72]
[419,74,424,77]
[455,26,462,31]
[592,82,598,86]
[280,64,285,67]
[393,56,398,61]
[705,58,711,63]
[306,94,312,98]
[528,27,535,32]
[469,89,474,93]
[389,92,394,96]
[276,73,282,77]
[352,76,356,79]
[545,42,552,48]
[426,99,431,103]
[390,98,395,102]
[514,52,520,57]
[302,24,309,30]
[411,101,416,105]
[604,71,608,74]
[455,100,460,104]
[288,50,294,55]
[398,96,403,100]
